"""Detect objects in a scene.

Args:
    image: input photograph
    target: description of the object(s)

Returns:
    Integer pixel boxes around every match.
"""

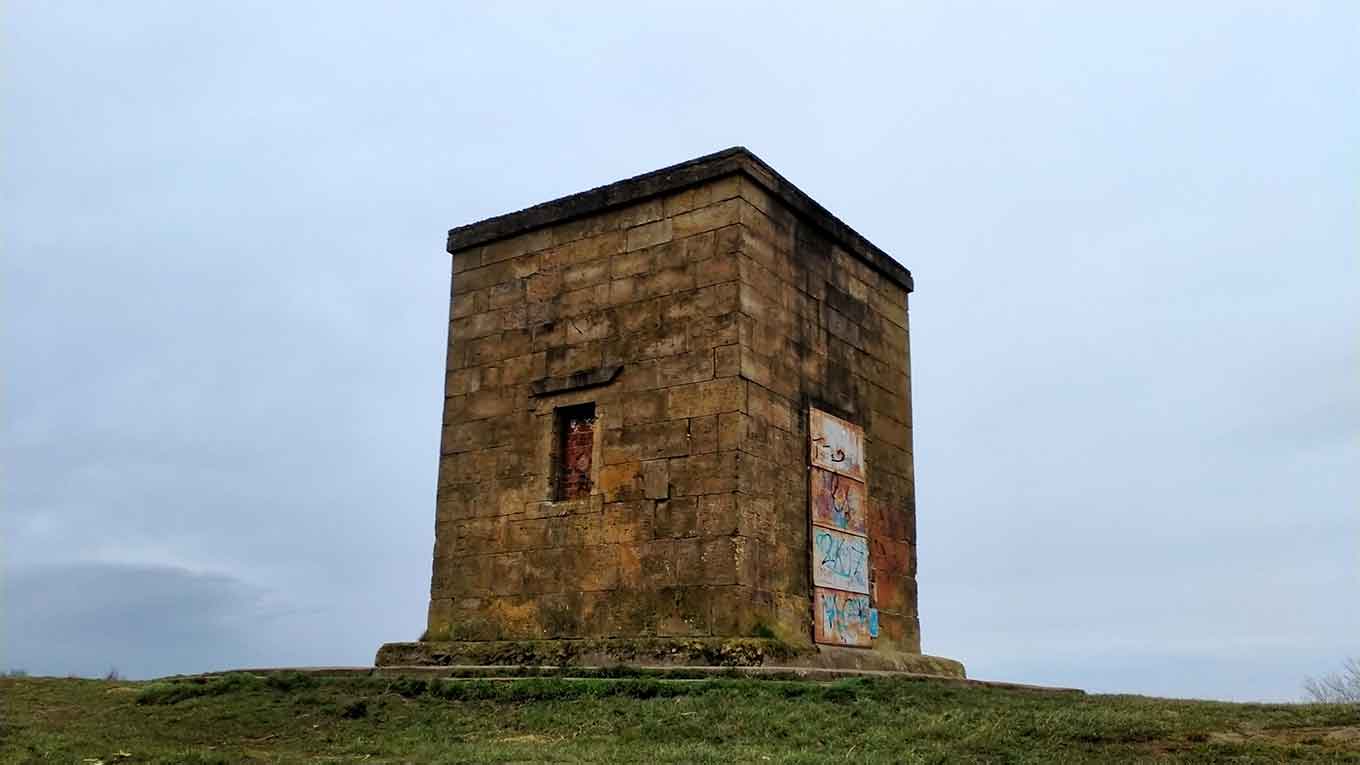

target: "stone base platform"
[185,664,1081,696]
[375,638,966,678]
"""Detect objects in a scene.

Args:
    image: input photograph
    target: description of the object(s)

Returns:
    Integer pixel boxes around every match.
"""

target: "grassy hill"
[3,671,1358,763]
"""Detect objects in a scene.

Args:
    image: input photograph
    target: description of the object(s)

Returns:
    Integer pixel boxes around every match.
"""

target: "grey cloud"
[5,563,276,679]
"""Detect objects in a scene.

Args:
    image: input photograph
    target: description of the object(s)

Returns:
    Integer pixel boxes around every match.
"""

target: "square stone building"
[378,148,962,675]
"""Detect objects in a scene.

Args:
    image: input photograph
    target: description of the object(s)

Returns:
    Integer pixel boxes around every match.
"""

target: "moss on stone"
[376,637,809,669]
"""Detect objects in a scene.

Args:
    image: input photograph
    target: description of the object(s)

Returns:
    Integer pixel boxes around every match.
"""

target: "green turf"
[2,673,1357,763]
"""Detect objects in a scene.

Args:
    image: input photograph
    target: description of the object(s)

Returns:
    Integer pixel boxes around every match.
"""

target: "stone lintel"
[529,365,622,397]
[447,146,914,293]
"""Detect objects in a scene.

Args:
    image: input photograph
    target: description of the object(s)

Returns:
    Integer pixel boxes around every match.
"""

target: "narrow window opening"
[555,403,596,500]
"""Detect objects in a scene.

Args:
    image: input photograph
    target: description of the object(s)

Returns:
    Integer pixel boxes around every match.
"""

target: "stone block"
[600,427,640,465]
[668,451,740,496]
[662,282,739,322]
[555,230,626,265]
[656,586,710,636]
[451,310,503,341]
[489,553,526,595]
[577,545,621,591]
[657,349,715,386]
[643,419,694,459]
[615,542,643,590]
[637,540,676,588]
[612,300,660,335]
[653,497,698,539]
[559,284,611,317]
[696,537,739,585]
[481,228,552,265]
[666,377,745,419]
[739,347,773,389]
[695,493,738,537]
[608,276,640,305]
[502,518,549,551]
[616,199,664,229]
[500,352,547,385]
[563,256,611,291]
[451,247,482,274]
[602,419,688,464]
[611,249,653,279]
[535,592,587,637]
[868,497,910,543]
[713,345,740,377]
[450,290,482,319]
[456,254,541,294]
[435,485,480,523]
[618,390,667,426]
[525,270,562,301]
[520,548,565,594]
[548,514,593,548]
[488,280,524,309]
[759,542,804,592]
[653,240,686,271]
[688,414,717,455]
[687,313,740,349]
[736,494,778,545]
[671,198,740,239]
[661,185,714,218]
[466,330,530,366]
[717,411,747,451]
[626,219,672,251]
[639,265,694,298]
[598,461,643,502]
[464,388,518,420]
[642,458,670,499]
[599,500,654,543]
[746,383,794,432]
[680,229,716,261]
[866,438,912,481]
[674,538,705,586]
[614,358,660,392]
[867,408,910,452]
[606,324,687,364]
[546,342,603,377]
[737,452,783,497]
[559,311,615,347]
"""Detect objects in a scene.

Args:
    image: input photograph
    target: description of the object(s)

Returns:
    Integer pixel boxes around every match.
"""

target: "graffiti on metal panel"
[814,588,872,646]
[809,409,865,481]
[810,467,866,536]
[813,526,870,594]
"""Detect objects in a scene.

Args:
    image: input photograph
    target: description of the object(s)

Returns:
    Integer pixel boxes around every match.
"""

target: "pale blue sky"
[5,2,1356,701]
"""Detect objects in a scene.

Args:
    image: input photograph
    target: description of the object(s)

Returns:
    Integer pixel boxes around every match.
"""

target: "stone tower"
[377,148,962,675]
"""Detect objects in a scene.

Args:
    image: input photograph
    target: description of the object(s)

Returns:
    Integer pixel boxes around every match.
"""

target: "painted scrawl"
[814,588,875,647]
[810,468,866,536]
[813,526,870,594]
[809,408,866,482]
[808,407,873,647]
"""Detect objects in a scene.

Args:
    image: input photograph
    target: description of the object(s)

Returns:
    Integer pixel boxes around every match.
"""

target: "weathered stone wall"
[730,179,919,652]
[429,170,916,652]
[432,176,761,642]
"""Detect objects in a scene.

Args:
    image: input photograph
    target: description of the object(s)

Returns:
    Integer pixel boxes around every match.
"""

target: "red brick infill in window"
[560,413,594,499]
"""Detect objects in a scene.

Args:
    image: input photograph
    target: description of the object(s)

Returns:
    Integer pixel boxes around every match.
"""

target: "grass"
[2,672,1357,763]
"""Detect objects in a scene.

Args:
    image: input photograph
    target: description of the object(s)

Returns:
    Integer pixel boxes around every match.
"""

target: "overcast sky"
[4,2,1355,701]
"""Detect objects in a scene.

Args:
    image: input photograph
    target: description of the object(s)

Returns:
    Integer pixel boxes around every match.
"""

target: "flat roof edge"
[447,147,913,293]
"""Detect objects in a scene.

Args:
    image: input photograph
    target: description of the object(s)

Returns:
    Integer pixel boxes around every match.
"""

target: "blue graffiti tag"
[815,529,869,591]
[821,593,872,642]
